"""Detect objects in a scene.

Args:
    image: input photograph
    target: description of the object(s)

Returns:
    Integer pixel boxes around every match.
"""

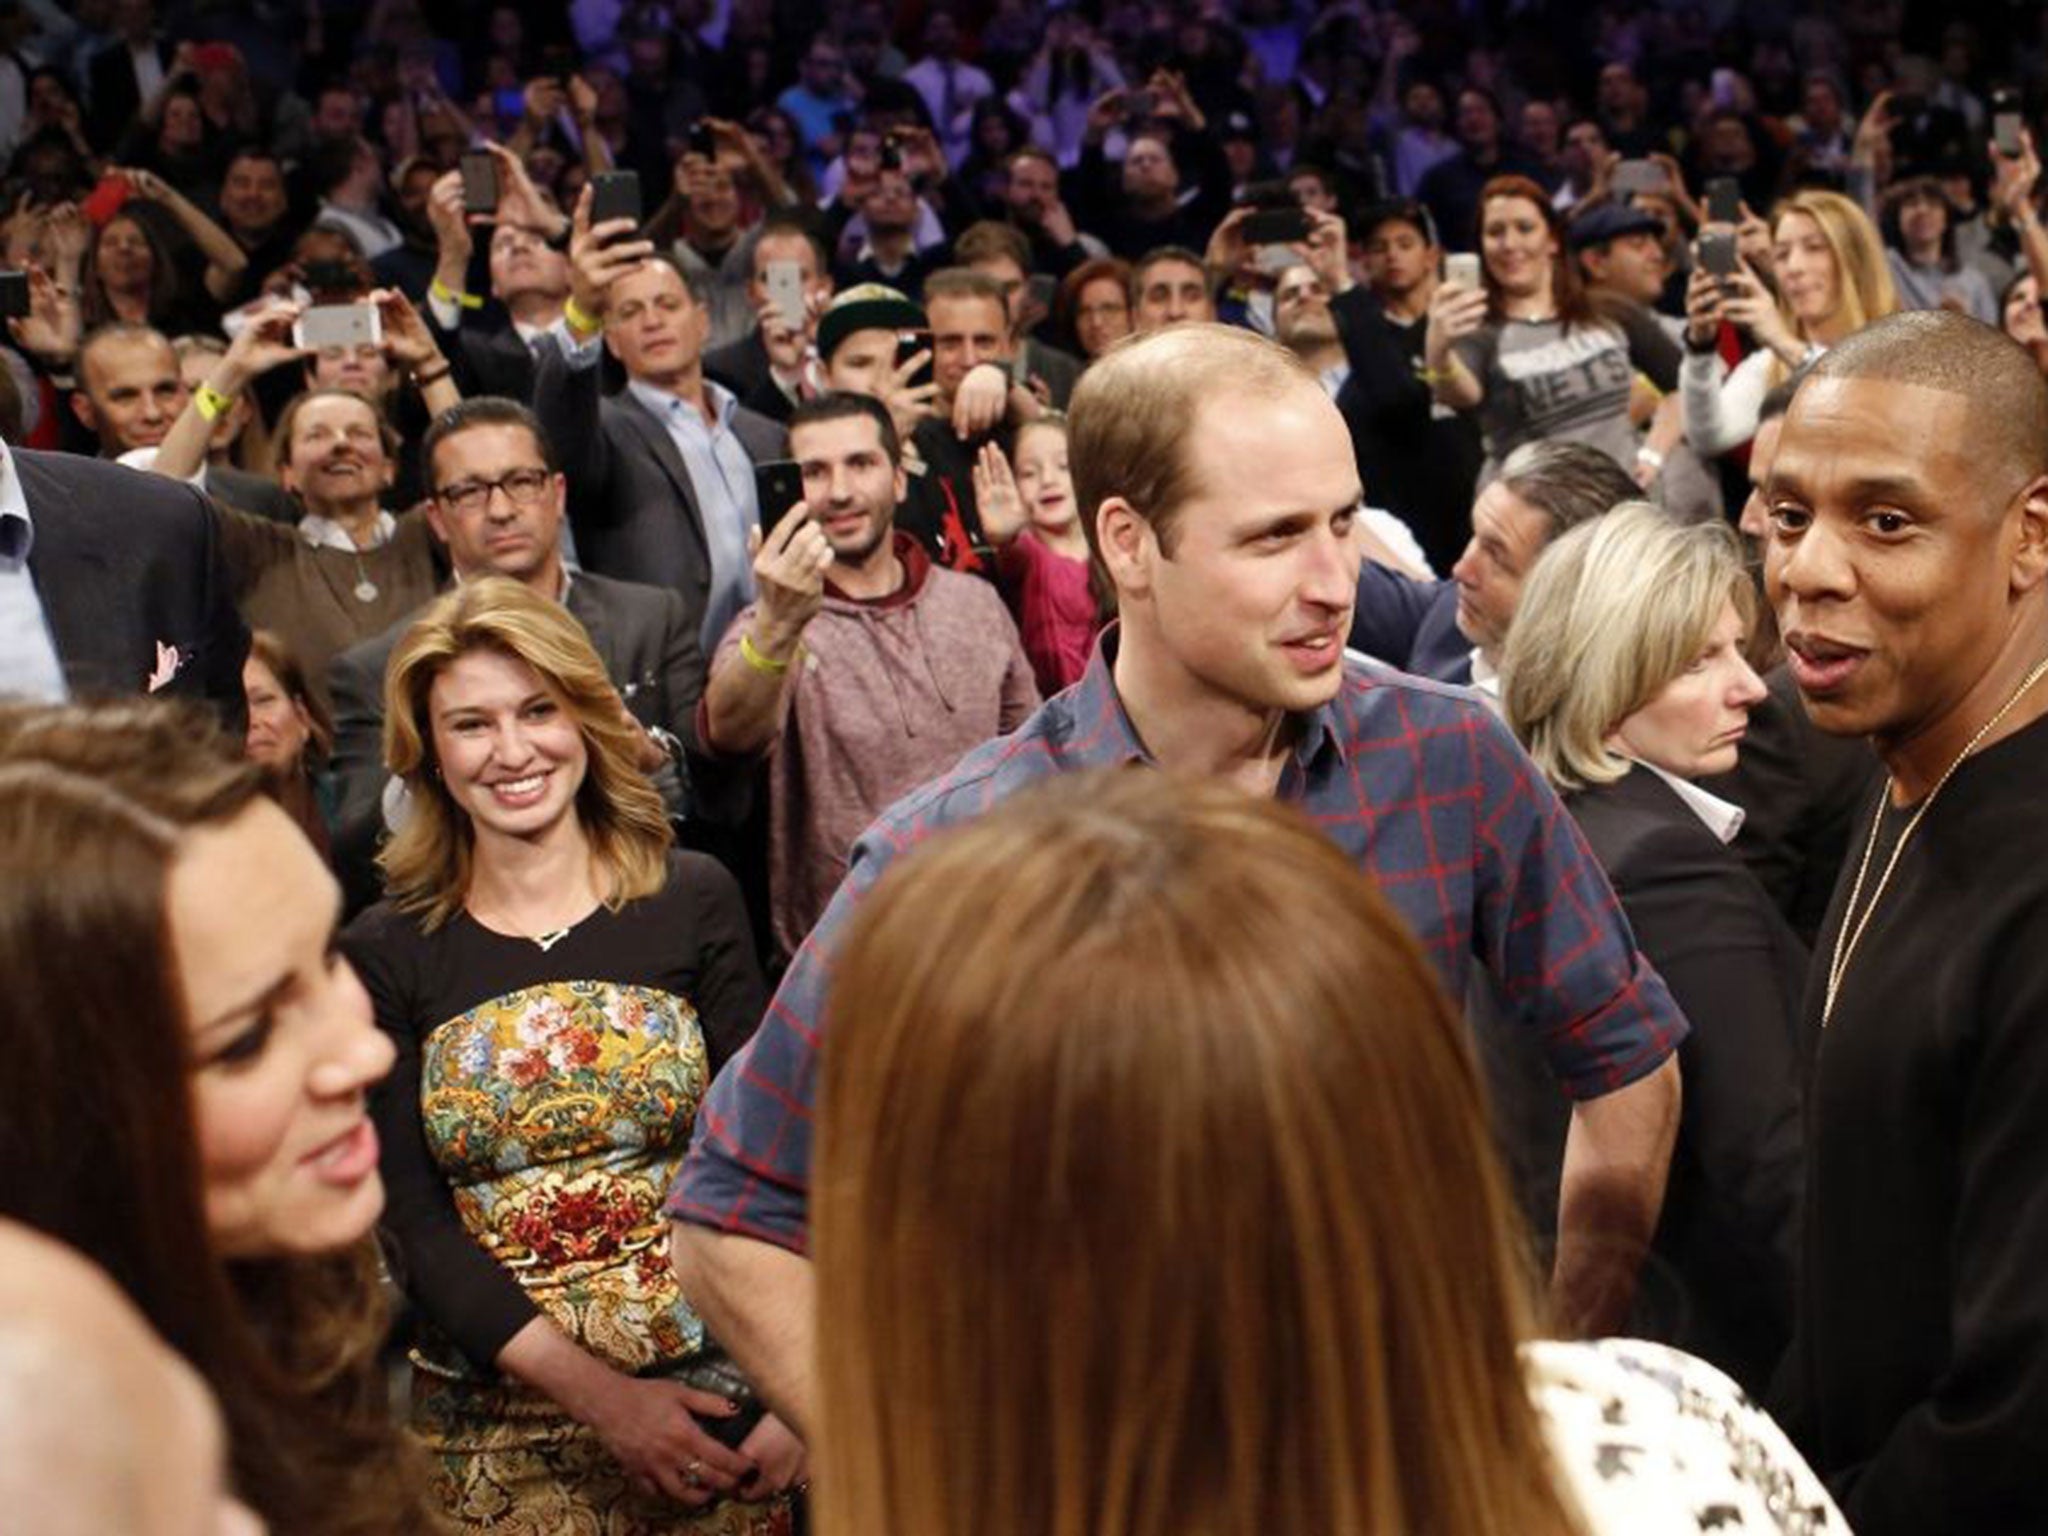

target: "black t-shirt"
[342,851,765,1368]
[1781,710,2048,1532]
[1331,286,1483,575]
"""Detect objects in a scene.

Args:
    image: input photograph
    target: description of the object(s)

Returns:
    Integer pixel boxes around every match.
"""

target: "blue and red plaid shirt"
[668,639,1688,1251]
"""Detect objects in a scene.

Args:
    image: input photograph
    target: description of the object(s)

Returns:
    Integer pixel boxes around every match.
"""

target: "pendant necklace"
[1823,652,2048,1027]
[351,549,379,604]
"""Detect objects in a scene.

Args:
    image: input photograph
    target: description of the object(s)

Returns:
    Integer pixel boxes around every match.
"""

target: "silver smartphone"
[294,303,381,351]
[1444,252,1482,289]
[763,260,805,327]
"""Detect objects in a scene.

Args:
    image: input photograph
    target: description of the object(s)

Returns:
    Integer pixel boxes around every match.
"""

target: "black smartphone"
[1242,206,1314,245]
[1698,229,1738,281]
[687,119,716,159]
[1993,88,2025,158]
[1704,176,1741,226]
[895,331,932,389]
[588,170,642,232]
[459,149,499,215]
[878,133,904,172]
[1126,88,1156,120]
[754,459,806,534]
[0,270,28,319]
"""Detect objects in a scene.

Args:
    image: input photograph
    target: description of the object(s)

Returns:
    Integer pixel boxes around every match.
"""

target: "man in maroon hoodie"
[698,390,1040,961]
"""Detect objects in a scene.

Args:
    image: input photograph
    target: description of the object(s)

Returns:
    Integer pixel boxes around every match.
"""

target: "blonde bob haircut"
[813,770,1578,1536]
[379,576,672,929]
[1501,501,1754,793]
[1767,189,1898,379]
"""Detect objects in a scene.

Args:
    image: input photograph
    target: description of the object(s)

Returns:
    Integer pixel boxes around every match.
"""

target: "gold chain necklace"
[1823,653,2048,1027]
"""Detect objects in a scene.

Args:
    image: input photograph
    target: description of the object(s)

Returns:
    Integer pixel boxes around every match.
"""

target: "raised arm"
[701,512,833,758]
[1422,278,1488,412]
[1471,711,1688,1336]
[119,168,248,303]
[152,299,307,483]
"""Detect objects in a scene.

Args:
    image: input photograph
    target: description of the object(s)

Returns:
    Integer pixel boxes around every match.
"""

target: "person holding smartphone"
[1679,189,1896,458]
[1422,175,1662,485]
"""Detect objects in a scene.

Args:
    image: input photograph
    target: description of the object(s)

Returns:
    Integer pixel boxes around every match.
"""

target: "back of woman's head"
[379,575,671,927]
[1501,501,1751,791]
[814,772,1570,1536]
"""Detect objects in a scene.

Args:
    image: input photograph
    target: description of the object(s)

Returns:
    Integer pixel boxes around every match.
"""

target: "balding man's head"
[74,323,184,456]
[1069,322,1317,562]
[0,1222,260,1535]
[1809,310,2048,503]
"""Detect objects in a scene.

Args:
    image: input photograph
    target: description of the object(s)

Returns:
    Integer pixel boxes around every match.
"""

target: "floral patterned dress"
[345,854,785,1536]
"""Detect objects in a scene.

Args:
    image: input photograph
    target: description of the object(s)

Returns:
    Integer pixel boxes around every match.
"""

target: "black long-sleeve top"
[1778,712,2048,1533]
[343,852,765,1369]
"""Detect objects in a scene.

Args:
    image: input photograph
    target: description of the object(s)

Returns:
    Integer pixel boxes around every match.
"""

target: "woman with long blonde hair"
[343,577,802,1533]
[811,770,1842,1536]
[1681,187,1897,455]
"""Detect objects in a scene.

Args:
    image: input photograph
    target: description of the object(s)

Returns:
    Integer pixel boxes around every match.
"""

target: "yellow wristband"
[564,296,603,336]
[430,275,482,311]
[193,383,235,423]
[739,632,795,675]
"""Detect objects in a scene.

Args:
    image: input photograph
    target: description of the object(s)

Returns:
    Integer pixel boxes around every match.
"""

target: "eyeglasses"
[434,468,552,513]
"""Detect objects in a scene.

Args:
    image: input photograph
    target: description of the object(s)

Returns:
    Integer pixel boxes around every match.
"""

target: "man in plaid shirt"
[668,324,1687,1437]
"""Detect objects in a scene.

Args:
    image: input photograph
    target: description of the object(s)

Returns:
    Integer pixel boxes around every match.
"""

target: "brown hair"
[246,628,336,852]
[920,265,1011,312]
[1055,255,1133,344]
[952,219,1034,274]
[0,698,439,1535]
[271,387,403,475]
[379,577,673,929]
[1477,175,1595,328]
[814,771,1576,1536]
[1067,322,1313,563]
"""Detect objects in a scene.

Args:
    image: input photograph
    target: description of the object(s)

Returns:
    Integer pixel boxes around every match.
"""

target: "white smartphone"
[294,303,381,351]
[1444,252,1482,289]
[763,260,805,327]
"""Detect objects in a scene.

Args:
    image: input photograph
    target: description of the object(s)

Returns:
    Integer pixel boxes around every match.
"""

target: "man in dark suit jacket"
[1348,439,1637,690]
[702,216,838,426]
[4,447,247,725]
[325,399,716,903]
[86,8,175,154]
[423,188,579,406]
[533,231,785,658]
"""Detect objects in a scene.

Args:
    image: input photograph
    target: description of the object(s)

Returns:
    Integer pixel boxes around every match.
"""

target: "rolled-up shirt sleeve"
[1470,709,1691,1098]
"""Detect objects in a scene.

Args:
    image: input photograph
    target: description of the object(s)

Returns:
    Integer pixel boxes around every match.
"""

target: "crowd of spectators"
[8,0,2048,1533]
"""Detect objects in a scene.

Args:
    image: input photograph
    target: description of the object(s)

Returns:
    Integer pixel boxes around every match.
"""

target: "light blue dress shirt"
[0,443,68,703]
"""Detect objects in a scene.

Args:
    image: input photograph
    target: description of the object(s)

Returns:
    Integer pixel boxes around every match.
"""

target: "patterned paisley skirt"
[411,1365,793,1535]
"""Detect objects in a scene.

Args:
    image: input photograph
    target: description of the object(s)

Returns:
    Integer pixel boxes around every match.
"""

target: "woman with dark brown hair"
[0,697,438,1535]
[244,627,337,854]
[344,578,798,1533]
[1422,173,1661,481]
[813,770,1842,1536]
